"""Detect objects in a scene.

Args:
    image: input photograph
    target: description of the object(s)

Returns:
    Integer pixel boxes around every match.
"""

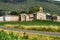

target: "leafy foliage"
[29,6,39,13]
[10,11,19,15]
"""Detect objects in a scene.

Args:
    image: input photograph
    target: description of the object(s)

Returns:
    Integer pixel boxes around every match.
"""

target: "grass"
[0,29,60,40]
[0,20,60,26]
[0,20,60,32]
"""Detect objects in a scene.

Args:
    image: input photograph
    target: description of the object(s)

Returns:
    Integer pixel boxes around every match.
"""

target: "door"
[34,13,37,20]
[23,15,26,21]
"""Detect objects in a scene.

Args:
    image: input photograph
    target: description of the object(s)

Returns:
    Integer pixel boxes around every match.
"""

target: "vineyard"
[0,29,60,40]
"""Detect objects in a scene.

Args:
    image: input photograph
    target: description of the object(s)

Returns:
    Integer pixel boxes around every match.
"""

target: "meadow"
[0,20,60,26]
[0,20,60,32]
[0,29,60,40]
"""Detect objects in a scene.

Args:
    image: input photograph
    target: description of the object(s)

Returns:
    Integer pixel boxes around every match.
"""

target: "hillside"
[0,0,60,15]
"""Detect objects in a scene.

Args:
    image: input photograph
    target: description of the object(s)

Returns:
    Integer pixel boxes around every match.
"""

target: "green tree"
[29,6,39,13]
[20,11,27,13]
[10,11,19,15]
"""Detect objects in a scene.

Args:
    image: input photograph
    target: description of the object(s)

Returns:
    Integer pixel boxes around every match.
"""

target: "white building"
[57,16,60,22]
[36,7,46,20]
[20,13,29,21]
[0,15,19,22]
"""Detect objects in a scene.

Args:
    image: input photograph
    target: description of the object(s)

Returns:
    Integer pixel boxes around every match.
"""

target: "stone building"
[0,7,60,22]
[0,15,19,22]
[0,16,4,22]
[35,7,46,20]
[5,15,19,21]
[20,13,34,21]
[29,13,34,21]
[20,13,29,21]
[57,16,60,22]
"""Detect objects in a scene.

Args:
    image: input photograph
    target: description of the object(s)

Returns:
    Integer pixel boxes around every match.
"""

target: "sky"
[53,0,60,1]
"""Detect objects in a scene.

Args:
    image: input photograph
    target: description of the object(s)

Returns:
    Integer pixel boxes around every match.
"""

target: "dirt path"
[0,26,60,36]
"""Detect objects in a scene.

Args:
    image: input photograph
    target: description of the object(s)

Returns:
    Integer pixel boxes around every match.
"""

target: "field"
[0,20,60,26]
[0,29,60,40]
[0,20,60,32]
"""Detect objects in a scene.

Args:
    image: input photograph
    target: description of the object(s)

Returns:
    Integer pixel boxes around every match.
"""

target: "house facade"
[34,7,46,20]
[36,12,46,20]
[20,13,29,21]
[20,13,34,21]
[29,13,34,21]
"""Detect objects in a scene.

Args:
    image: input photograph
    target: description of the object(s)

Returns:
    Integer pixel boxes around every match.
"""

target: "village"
[0,0,60,40]
[0,6,60,22]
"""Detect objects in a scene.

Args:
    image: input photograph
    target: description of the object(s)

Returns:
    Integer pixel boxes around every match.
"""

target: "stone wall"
[0,15,19,22]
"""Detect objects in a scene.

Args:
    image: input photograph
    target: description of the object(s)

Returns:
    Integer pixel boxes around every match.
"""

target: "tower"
[39,6,43,13]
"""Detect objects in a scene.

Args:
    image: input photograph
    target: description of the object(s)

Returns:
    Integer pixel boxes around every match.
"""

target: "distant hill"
[0,0,60,15]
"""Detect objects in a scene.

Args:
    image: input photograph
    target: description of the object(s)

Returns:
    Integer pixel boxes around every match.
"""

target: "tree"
[20,11,27,14]
[29,6,39,13]
[0,10,5,16]
[10,11,19,15]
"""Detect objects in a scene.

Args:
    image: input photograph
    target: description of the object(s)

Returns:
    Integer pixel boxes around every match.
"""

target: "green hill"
[0,0,60,15]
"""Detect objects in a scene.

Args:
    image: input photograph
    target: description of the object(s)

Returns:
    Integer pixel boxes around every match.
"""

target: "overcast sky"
[53,0,60,1]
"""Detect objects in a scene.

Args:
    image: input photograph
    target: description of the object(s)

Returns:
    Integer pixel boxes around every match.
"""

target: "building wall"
[29,14,34,21]
[0,15,19,22]
[5,16,19,21]
[57,16,60,22]
[36,12,46,20]
[26,15,29,21]
[20,14,29,21]
[0,14,60,22]
[0,16,4,22]
[52,16,57,21]
[46,15,52,20]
